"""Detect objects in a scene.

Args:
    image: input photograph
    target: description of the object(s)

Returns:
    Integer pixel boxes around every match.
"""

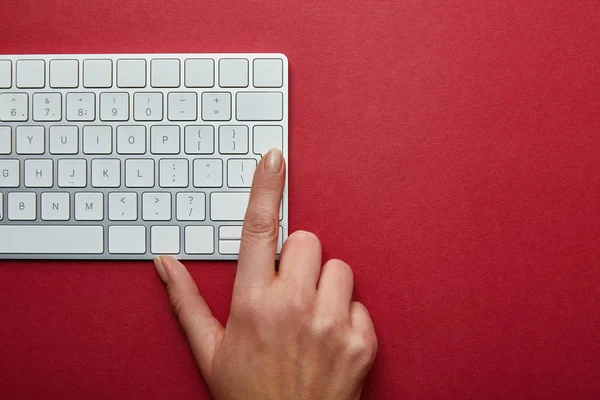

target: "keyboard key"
[0,61,11,88]
[117,59,146,88]
[151,125,180,154]
[253,125,283,155]
[8,192,36,220]
[253,59,283,88]
[219,225,242,239]
[33,93,61,122]
[184,226,214,254]
[0,193,3,219]
[74,192,103,220]
[108,192,137,221]
[134,92,163,121]
[24,159,53,187]
[142,192,171,221]
[159,159,188,187]
[16,60,45,88]
[219,240,240,254]
[218,226,282,254]
[185,59,214,88]
[83,59,112,88]
[227,159,256,188]
[0,127,11,154]
[219,58,248,88]
[117,125,146,154]
[0,160,19,187]
[41,192,70,221]
[66,93,95,121]
[50,60,78,88]
[193,159,222,187]
[0,226,103,254]
[210,192,250,221]
[151,59,180,88]
[184,125,214,154]
[109,226,146,254]
[91,159,120,187]
[201,92,231,121]
[16,126,44,154]
[125,159,154,187]
[236,92,283,121]
[167,92,197,121]
[176,192,205,221]
[57,159,86,187]
[0,93,28,122]
[50,126,78,154]
[151,225,180,254]
[83,125,112,154]
[100,92,129,121]
[219,125,248,154]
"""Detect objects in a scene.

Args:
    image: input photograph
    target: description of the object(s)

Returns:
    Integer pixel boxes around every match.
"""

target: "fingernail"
[265,148,282,173]
[153,256,168,284]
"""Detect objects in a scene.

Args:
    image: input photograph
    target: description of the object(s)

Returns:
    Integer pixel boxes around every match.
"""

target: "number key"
[134,92,163,121]
[33,93,61,122]
[66,93,95,121]
[0,93,28,122]
[100,92,129,121]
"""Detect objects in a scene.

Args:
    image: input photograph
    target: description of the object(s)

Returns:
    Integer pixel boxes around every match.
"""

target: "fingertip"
[153,256,168,284]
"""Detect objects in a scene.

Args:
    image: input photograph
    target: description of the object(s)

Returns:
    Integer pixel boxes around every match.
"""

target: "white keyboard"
[0,53,288,260]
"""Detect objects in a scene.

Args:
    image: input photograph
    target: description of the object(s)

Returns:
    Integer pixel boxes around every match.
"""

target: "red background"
[1,0,599,399]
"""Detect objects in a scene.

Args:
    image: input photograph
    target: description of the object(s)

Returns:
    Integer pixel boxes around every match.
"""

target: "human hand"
[154,149,377,400]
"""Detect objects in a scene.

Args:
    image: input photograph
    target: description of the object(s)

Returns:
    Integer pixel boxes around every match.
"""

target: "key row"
[0,224,284,255]
[0,125,282,156]
[0,158,257,188]
[0,58,284,90]
[0,91,283,122]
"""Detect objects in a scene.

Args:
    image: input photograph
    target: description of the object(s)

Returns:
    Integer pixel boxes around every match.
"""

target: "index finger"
[234,149,286,293]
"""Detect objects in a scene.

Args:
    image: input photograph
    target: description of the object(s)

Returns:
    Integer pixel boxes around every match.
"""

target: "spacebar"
[0,226,104,254]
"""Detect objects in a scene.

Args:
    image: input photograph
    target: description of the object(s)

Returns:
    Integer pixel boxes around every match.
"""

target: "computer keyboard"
[0,53,288,260]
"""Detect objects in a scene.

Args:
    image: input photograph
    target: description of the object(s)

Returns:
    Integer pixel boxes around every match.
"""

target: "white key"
[151,225,180,254]
[159,159,188,187]
[176,192,205,221]
[134,92,163,121]
[0,60,11,88]
[125,159,154,187]
[91,159,120,187]
[66,93,95,121]
[185,59,214,88]
[185,226,214,254]
[168,92,197,121]
[219,59,248,87]
[108,192,137,221]
[33,93,61,122]
[0,226,103,254]
[0,160,20,187]
[253,125,283,156]
[210,192,250,221]
[16,60,45,88]
[236,92,283,121]
[117,126,146,154]
[24,159,53,187]
[253,59,283,88]
[49,59,79,88]
[75,192,103,221]
[0,126,11,154]
[219,240,240,255]
[83,125,112,154]
[117,59,146,88]
[184,125,214,154]
[83,59,112,88]
[201,92,231,121]
[220,226,283,254]
[219,125,248,154]
[219,225,242,239]
[142,192,171,221]
[227,159,256,188]
[49,126,78,154]
[193,159,223,187]
[100,93,129,121]
[151,59,180,88]
[0,93,28,122]
[58,159,86,187]
[151,125,180,154]
[8,192,36,220]
[0,192,3,219]
[41,192,70,221]
[16,126,44,154]
[109,226,146,254]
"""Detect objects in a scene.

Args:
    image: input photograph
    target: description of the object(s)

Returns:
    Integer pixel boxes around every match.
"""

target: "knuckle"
[345,332,377,367]
[243,211,279,240]
[170,294,194,323]
[311,314,343,339]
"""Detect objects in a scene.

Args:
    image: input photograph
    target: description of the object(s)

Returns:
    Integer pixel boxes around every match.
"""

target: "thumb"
[154,255,224,377]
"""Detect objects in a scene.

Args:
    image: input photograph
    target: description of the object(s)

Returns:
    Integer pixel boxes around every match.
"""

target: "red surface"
[1,0,599,399]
